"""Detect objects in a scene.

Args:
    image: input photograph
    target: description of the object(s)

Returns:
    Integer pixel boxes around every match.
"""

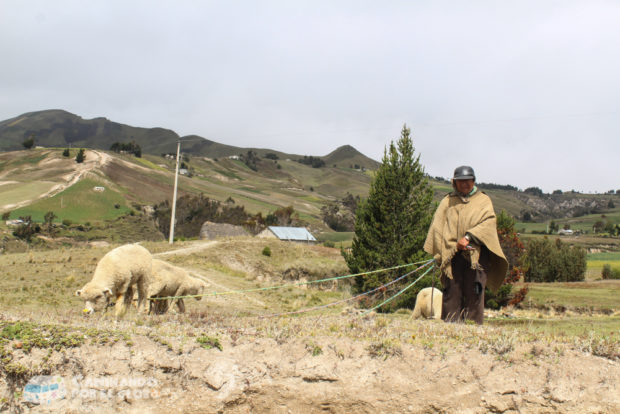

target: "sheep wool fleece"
[423,190,508,293]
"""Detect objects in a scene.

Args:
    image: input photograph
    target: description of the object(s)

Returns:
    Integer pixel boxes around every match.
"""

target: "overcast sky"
[1,1,619,193]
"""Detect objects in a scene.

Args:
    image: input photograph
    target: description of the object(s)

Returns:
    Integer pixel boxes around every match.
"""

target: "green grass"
[515,222,548,233]
[317,232,354,244]
[516,210,620,235]
[128,155,168,172]
[11,178,131,223]
[588,252,620,261]
[239,186,265,194]
[524,281,620,310]
[213,168,242,180]
[17,152,48,165]
[587,252,620,276]
[488,315,620,336]
[0,181,59,210]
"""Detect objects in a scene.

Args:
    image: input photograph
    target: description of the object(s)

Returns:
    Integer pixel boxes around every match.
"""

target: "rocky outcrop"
[517,194,612,219]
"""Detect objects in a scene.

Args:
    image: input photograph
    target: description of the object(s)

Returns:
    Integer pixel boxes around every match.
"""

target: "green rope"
[150,259,431,301]
[361,263,436,316]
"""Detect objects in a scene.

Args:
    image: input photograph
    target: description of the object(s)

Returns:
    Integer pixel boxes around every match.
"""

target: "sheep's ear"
[103,288,113,298]
[75,290,82,297]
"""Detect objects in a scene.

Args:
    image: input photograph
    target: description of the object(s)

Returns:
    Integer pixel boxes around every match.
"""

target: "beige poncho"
[424,190,508,293]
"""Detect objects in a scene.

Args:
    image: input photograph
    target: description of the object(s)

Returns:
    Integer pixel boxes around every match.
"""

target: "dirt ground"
[0,309,617,414]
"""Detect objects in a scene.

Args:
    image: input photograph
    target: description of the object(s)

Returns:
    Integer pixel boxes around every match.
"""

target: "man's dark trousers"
[441,248,489,325]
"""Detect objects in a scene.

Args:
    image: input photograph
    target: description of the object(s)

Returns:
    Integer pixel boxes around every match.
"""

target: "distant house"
[93,186,105,192]
[257,226,316,243]
[228,155,240,160]
[5,219,24,227]
[179,169,189,176]
[200,221,249,240]
[558,229,574,235]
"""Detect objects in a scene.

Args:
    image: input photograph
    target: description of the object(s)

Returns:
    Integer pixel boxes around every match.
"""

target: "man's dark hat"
[453,165,475,181]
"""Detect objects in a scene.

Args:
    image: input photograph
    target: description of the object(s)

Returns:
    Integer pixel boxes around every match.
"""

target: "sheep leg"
[176,298,186,313]
[115,293,128,318]
[136,278,149,314]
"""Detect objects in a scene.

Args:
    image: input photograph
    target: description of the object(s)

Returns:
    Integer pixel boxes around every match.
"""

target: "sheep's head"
[75,284,113,314]
[187,279,208,301]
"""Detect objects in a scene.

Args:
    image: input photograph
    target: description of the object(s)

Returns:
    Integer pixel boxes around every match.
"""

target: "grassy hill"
[2,148,618,231]
[0,110,380,170]
[0,149,374,233]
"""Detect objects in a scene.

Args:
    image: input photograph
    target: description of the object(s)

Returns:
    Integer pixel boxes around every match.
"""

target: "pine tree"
[75,149,85,163]
[342,125,435,310]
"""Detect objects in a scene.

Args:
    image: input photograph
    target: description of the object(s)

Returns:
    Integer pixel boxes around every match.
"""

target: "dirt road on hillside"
[0,150,111,211]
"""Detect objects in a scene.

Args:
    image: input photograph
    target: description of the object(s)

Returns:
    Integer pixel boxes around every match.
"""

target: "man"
[423,166,508,324]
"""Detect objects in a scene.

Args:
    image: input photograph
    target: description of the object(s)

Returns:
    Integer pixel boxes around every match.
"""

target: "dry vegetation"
[0,239,619,413]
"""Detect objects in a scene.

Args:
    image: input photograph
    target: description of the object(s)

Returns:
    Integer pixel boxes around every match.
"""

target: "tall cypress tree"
[342,125,435,310]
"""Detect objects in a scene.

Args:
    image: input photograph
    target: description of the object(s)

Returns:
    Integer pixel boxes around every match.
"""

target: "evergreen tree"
[22,135,35,149]
[342,125,434,310]
[75,149,85,163]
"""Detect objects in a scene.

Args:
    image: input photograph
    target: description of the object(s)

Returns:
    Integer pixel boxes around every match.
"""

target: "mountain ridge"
[0,109,380,170]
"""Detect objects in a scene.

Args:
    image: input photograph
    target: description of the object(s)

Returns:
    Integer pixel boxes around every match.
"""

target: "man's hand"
[457,236,470,251]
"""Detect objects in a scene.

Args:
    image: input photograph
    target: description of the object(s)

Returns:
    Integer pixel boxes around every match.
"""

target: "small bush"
[602,264,620,280]
[262,246,272,257]
[196,335,222,351]
[75,148,85,163]
[62,219,72,227]
[323,241,335,248]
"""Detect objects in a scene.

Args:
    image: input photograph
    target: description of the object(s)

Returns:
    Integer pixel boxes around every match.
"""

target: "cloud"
[1,1,618,193]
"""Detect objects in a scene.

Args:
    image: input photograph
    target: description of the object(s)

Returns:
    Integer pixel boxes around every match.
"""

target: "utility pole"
[169,140,181,244]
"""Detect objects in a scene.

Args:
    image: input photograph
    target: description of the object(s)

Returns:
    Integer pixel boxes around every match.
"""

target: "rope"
[149,259,431,301]
[258,259,435,318]
[361,263,436,315]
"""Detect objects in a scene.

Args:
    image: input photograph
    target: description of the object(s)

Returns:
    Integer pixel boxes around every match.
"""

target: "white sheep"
[411,287,442,319]
[76,244,152,317]
[148,259,209,314]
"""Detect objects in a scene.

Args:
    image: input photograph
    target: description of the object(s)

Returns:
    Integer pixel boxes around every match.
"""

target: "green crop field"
[11,178,131,223]
[587,251,620,279]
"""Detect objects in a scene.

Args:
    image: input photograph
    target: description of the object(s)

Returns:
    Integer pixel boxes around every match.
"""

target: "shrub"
[323,241,335,248]
[602,264,620,280]
[110,141,142,157]
[13,216,39,242]
[22,136,34,149]
[485,210,528,308]
[1,211,10,220]
[62,219,72,227]
[62,148,70,157]
[262,246,272,257]
[196,335,222,351]
[523,237,586,282]
[75,149,85,163]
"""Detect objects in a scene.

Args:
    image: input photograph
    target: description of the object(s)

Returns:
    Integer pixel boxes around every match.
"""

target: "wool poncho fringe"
[424,191,508,293]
